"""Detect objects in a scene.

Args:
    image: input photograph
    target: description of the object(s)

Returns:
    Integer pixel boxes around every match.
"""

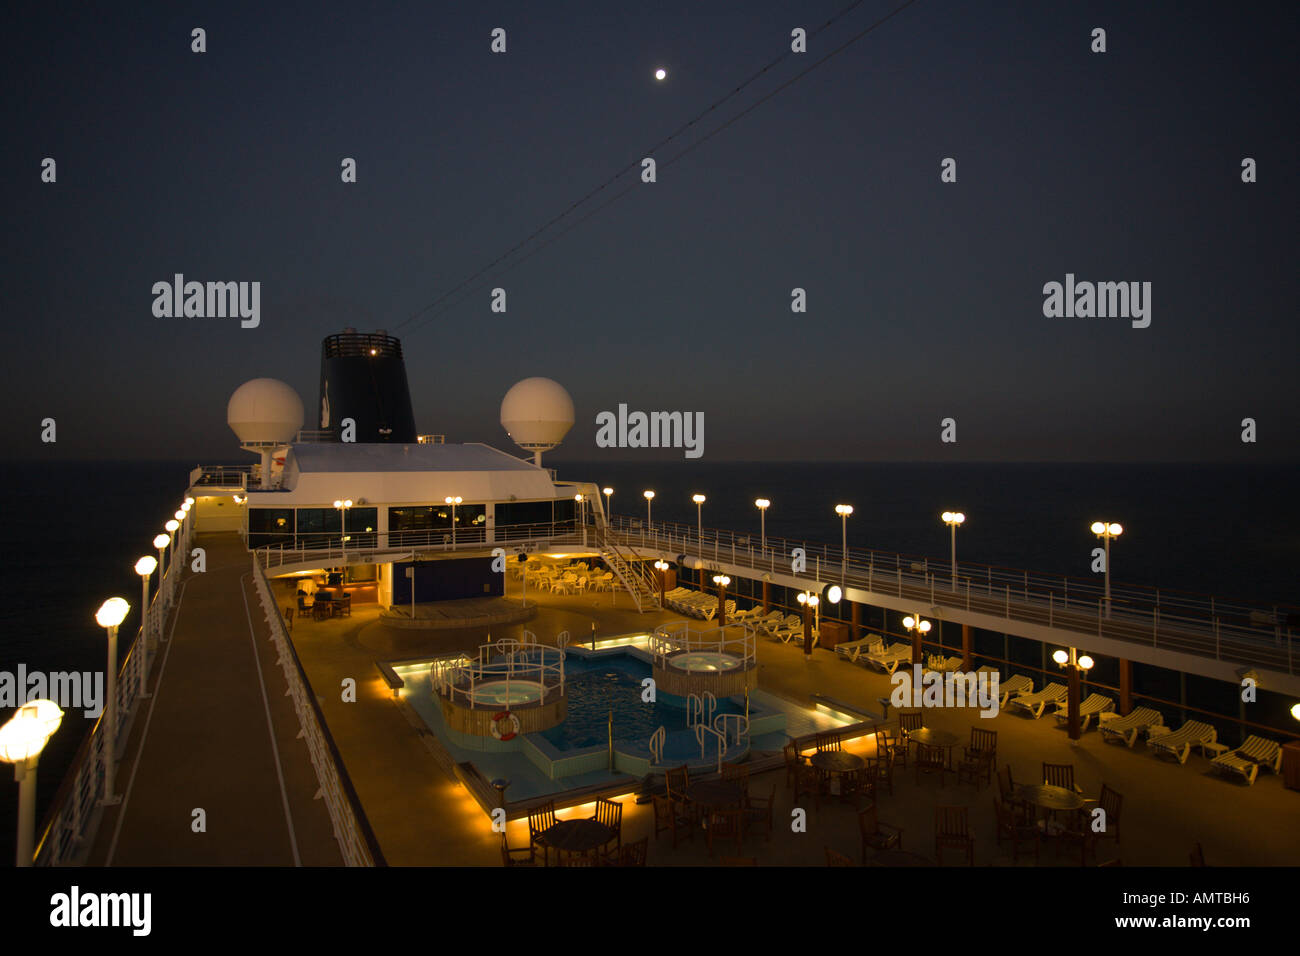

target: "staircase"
[598,528,660,612]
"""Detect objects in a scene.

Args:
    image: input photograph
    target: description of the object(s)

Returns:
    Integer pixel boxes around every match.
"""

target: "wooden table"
[907,728,960,769]
[1016,784,1084,812]
[687,780,744,810]
[538,819,616,865]
[811,751,866,798]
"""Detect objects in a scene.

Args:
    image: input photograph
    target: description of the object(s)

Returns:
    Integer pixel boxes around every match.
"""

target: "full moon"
[655,68,666,80]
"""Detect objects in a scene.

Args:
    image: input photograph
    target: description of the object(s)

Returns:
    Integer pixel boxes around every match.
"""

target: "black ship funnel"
[317,328,417,443]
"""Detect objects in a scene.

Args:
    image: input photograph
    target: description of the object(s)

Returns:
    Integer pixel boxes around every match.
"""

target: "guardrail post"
[1005,586,1009,617]
[1049,593,1053,627]
[1153,607,1158,647]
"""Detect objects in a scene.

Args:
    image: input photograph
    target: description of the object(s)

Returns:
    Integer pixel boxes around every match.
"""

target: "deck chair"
[1095,784,1122,846]
[609,836,648,866]
[1098,706,1164,747]
[1007,682,1068,719]
[993,796,1039,864]
[858,801,903,863]
[1053,693,1115,731]
[1211,735,1282,785]
[825,846,856,866]
[593,798,622,853]
[865,643,913,674]
[527,800,557,866]
[916,743,947,787]
[934,806,974,866]
[837,633,885,663]
[651,794,695,848]
[1042,762,1083,794]
[998,674,1034,708]
[958,727,997,788]
[500,830,536,866]
[1148,720,1216,764]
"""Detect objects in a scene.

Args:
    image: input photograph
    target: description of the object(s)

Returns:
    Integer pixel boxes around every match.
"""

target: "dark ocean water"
[1,458,1295,864]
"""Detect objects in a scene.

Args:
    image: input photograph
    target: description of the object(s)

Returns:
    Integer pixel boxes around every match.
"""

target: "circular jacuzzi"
[470,680,546,706]
[669,651,742,673]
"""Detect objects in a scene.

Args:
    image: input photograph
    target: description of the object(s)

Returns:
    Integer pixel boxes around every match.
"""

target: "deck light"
[135,556,158,699]
[1292,703,1300,721]
[835,505,853,587]
[825,585,842,604]
[181,501,192,513]
[754,499,771,552]
[712,574,731,587]
[692,495,706,553]
[1091,520,1124,618]
[184,497,194,506]
[643,490,655,531]
[174,509,185,522]
[1053,649,1070,666]
[1,700,64,867]
[603,487,613,519]
[165,519,179,533]
[941,511,965,587]
[96,598,130,806]
[1077,655,1094,670]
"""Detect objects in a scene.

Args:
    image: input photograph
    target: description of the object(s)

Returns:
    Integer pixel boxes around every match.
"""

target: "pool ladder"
[687,692,717,730]
[649,727,666,766]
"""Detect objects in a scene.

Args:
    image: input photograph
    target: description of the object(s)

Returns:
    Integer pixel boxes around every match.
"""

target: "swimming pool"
[668,651,742,673]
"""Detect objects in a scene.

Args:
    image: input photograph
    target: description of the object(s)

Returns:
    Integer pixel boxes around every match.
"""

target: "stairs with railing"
[598,527,660,612]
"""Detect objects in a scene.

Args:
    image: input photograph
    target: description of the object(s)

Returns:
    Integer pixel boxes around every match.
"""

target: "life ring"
[490,711,520,741]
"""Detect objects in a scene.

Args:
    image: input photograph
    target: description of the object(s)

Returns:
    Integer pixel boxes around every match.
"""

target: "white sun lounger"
[1210,735,1282,785]
[1098,707,1164,747]
[863,643,912,675]
[1007,682,1068,719]
[996,674,1033,708]
[836,633,885,663]
[1147,720,1217,764]
[1051,693,1115,731]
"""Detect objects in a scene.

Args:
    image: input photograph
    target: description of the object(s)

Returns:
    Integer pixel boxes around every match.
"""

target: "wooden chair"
[651,794,695,848]
[874,726,905,775]
[794,761,824,812]
[825,846,856,866]
[815,731,843,753]
[1095,784,1122,847]
[527,800,557,866]
[783,740,807,788]
[1043,762,1083,794]
[1051,808,1094,866]
[993,796,1039,864]
[958,727,997,788]
[500,830,536,866]
[858,801,903,863]
[666,765,691,801]
[721,762,750,795]
[915,743,947,787]
[934,805,975,866]
[743,782,776,840]
[706,808,745,857]
[898,710,925,742]
[607,836,648,866]
[593,797,622,853]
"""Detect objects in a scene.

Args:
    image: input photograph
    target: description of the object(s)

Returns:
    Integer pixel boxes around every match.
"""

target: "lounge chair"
[926,653,964,672]
[1210,735,1282,785]
[836,633,885,663]
[863,643,912,675]
[1098,707,1164,748]
[1007,682,1068,719]
[1052,693,1115,732]
[1147,720,1217,765]
[998,675,1033,708]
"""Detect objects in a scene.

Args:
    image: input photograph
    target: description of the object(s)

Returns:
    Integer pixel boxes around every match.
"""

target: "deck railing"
[251,558,385,866]
[612,516,1297,676]
[649,621,755,671]
[433,637,567,709]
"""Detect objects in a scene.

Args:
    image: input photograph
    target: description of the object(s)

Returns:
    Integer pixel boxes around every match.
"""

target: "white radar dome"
[227,378,305,445]
[500,377,575,452]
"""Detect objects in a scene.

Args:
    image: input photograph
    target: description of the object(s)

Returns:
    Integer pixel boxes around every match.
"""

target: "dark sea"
[1,458,1296,865]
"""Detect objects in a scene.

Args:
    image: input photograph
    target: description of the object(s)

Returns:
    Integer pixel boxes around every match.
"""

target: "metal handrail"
[650,621,755,671]
[434,638,566,710]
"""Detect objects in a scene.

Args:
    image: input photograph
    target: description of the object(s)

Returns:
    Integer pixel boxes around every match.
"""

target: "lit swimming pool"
[469,679,545,706]
[668,651,742,673]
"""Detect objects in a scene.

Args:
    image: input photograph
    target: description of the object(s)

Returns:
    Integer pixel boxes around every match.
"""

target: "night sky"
[4,1,1296,463]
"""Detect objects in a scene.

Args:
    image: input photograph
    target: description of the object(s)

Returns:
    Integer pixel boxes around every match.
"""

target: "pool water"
[470,680,544,706]
[670,651,741,672]
[540,659,741,752]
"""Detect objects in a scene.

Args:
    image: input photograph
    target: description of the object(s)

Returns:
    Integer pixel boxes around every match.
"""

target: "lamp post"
[654,560,669,607]
[902,614,931,666]
[1053,647,1095,741]
[712,574,731,626]
[96,597,130,805]
[796,591,819,659]
[941,511,965,588]
[334,498,354,558]
[1090,521,1123,619]
[0,699,64,866]
[692,494,706,554]
[134,555,157,698]
[153,532,170,583]
[575,494,586,546]
[603,487,613,526]
[174,509,186,557]
[643,491,655,532]
[164,520,180,598]
[754,499,770,555]
[834,505,853,586]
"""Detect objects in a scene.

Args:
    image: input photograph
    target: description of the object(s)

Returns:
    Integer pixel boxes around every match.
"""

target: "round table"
[1016,784,1084,811]
[907,728,960,769]
[687,780,744,809]
[538,819,616,864]
[811,751,866,798]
